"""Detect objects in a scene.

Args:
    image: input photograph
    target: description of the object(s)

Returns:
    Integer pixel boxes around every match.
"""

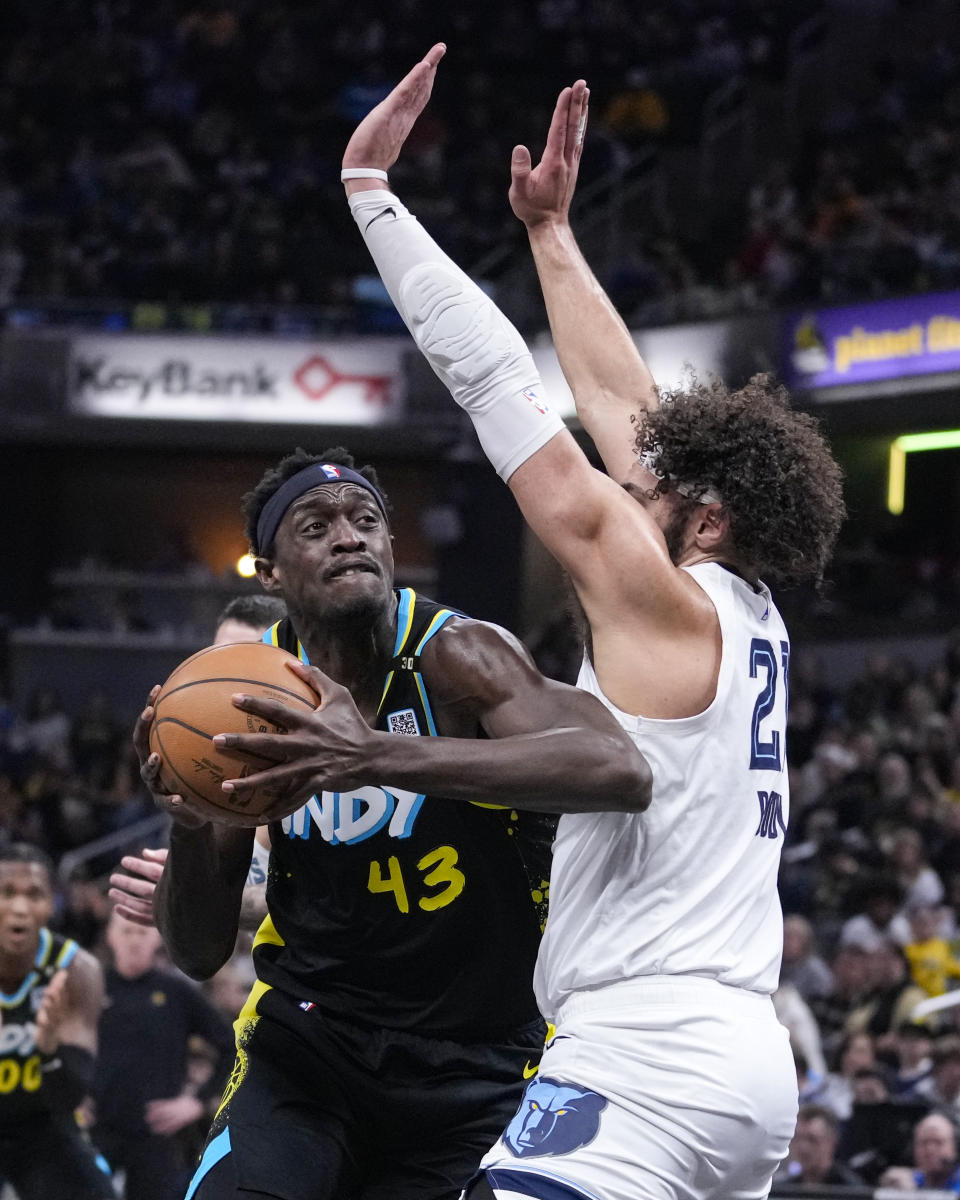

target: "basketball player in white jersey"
[340,46,845,1200]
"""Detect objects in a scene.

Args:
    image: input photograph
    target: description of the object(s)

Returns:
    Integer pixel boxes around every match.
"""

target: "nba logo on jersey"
[320,464,342,479]
[387,708,420,736]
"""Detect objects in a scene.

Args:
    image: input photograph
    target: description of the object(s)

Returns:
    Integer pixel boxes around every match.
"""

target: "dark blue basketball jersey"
[0,929,78,1122]
[249,589,555,1040]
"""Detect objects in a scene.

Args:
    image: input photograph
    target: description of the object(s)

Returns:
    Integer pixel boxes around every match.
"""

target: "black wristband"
[41,1044,95,1111]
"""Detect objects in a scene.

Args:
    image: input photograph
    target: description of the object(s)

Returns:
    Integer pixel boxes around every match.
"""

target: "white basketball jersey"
[535,562,790,1021]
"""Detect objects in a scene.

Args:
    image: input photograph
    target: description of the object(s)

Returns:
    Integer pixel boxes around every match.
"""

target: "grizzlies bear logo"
[503,1076,607,1158]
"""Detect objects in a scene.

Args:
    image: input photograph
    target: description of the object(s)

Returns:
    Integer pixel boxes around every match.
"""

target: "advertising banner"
[783,292,960,392]
[69,335,408,423]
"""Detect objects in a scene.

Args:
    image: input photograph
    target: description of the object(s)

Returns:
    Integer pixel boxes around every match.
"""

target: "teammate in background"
[342,46,845,1200]
[108,593,287,930]
[0,843,111,1200]
[136,445,651,1200]
[210,595,290,650]
[93,911,234,1200]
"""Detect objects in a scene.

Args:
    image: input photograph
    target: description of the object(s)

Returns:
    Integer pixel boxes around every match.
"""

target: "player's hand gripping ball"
[148,641,317,826]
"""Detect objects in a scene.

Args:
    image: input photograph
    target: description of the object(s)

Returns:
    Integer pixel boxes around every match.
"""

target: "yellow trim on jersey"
[414,609,453,654]
[265,623,280,647]
[233,978,271,1041]
[378,670,396,715]
[251,913,284,951]
[54,938,77,967]
[395,588,416,653]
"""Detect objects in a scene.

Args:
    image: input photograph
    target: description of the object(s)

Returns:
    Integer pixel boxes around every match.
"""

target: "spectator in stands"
[893,826,946,912]
[905,904,960,998]
[916,1037,960,1126]
[812,943,873,1063]
[818,1031,881,1121]
[845,939,930,1049]
[93,911,234,1200]
[841,877,907,952]
[911,1112,960,1192]
[781,913,835,1000]
[772,1103,865,1188]
[890,1022,936,1100]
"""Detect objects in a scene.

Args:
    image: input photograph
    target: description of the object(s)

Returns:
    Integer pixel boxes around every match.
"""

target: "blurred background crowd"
[1,0,959,330]
[2,0,960,1196]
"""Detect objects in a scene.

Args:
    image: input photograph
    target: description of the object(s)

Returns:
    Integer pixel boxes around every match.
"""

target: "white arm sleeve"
[348,189,565,481]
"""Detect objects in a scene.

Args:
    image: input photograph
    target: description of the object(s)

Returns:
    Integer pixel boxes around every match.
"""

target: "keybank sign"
[70,335,407,424]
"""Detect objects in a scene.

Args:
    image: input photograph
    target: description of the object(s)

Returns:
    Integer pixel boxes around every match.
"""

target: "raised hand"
[342,43,446,179]
[510,79,589,228]
[108,847,169,926]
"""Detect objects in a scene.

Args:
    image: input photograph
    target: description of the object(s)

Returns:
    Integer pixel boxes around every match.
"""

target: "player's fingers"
[545,86,573,158]
[511,145,533,186]
[212,731,293,763]
[132,701,157,760]
[422,42,446,69]
[109,899,156,926]
[228,692,309,729]
[141,847,169,863]
[118,854,165,880]
[283,660,323,703]
[221,759,308,798]
[567,80,588,162]
[109,872,157,898]
[575,85,590,160]
[164,795,209,828]
[140,748,164,782]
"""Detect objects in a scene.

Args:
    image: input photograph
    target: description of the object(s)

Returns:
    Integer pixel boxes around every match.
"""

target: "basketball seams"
[152,719,272,822]
[154,678,316,710]
[148,641,315,826]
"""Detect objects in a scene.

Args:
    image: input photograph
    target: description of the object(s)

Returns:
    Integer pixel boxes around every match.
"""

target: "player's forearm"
[363,725,651,813]
[526,219,657,478]
[155,824,252,979]
[527,220,657,412]
[345,186,565,482]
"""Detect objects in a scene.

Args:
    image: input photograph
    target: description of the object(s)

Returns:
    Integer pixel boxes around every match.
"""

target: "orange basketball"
[148,640,318,827]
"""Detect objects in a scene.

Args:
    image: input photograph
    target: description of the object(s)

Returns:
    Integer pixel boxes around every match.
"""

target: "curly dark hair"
[633,373,845,587]
[241,446,391,553]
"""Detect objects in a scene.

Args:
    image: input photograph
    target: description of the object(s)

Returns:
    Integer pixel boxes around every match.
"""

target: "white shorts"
[474,976,798,1200]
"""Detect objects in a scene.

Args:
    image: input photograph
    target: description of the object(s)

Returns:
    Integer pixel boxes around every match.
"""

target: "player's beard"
[662,495,701,565]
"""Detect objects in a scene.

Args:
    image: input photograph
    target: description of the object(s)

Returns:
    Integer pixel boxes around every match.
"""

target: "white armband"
[348,189,565,480]
[245,835,270,888]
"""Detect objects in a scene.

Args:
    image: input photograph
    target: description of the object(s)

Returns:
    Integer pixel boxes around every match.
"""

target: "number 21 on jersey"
[749,637,789,771]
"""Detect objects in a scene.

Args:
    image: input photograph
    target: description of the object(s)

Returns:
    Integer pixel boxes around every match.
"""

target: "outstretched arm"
[510,81,659,483]
[340,46,686,635]
[210,628,652,815]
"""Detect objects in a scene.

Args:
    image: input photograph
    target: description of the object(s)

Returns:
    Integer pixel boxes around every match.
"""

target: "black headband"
[255,463,387,556]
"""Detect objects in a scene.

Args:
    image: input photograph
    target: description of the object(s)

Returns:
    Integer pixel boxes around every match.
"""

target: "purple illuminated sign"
[782,292,960,390]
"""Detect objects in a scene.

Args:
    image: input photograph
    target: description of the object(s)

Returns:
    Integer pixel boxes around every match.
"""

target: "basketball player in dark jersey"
[0,843,112,1200]
[133,447,652,1200]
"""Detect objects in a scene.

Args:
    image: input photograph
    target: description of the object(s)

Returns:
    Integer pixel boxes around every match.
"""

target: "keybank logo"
[74,357,278,403]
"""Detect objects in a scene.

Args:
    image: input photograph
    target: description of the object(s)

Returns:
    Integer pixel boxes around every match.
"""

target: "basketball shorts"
[0,1112,114,1200]
[471,976,798,1200]
[187,986,545,1200]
